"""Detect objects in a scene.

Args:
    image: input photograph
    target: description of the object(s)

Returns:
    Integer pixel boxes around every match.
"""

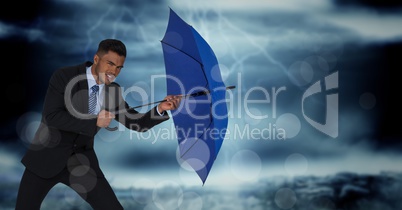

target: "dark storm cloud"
[113,146,178,169]
[333,0,402,10]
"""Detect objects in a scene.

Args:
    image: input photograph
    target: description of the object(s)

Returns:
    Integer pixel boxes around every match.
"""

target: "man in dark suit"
[15,39,181,209]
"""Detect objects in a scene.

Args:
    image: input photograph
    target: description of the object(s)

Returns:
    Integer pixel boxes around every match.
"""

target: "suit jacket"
[21,61,169,178]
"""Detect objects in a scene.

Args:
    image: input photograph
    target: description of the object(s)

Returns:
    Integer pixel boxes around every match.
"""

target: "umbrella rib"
[180,116,213,159]
[160,40,204,68]
[161,40,211,96]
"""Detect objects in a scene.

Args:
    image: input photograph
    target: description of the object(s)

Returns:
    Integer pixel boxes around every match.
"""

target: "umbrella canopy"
[161,8,229,185]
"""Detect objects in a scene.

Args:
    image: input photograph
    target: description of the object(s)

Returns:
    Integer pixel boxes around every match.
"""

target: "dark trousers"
[15,161,123,210]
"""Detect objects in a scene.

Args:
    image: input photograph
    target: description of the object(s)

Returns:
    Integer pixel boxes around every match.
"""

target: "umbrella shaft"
[131,86,235,109]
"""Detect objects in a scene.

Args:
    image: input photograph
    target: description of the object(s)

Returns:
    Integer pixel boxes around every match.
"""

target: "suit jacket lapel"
[71,63,91,115]
[77,77,89,115]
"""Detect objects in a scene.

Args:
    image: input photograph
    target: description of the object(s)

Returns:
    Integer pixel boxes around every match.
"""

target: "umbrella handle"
[105,125,118,131]
[105,86,236,131]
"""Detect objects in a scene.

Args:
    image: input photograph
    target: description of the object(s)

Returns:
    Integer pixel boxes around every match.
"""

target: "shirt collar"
[86,66,104,92]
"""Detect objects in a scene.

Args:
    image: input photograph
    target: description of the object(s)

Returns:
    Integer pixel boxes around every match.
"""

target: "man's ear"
[94,54,99,65]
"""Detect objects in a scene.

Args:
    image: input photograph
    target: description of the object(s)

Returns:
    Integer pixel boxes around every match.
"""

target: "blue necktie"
[88,85,99,114]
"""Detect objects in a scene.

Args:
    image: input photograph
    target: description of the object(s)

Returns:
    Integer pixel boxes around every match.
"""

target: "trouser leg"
[82,176,123,210]
[61,158,123,210]
[15,169,58,210]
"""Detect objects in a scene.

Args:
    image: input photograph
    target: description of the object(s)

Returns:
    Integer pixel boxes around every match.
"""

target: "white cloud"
[167,0,333,13]
[0,21,46,42]
[318,9,402,41]
[167,0,402,43]
[0,147,24,174]
[0,22,17,38]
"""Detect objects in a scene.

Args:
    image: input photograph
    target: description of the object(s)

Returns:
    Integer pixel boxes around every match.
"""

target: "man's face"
[92,51,125,85]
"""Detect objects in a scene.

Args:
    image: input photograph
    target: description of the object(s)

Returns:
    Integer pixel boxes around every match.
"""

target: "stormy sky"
[1,0,402,188]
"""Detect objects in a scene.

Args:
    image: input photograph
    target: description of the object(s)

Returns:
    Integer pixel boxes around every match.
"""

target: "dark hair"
[96,39,127,57]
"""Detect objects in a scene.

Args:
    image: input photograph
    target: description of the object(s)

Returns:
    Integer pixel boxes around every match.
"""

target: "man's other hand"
[96,110,115,127]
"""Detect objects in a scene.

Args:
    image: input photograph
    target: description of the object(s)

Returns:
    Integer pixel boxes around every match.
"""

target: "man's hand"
[158,95,181,114]
[96,110,115,127]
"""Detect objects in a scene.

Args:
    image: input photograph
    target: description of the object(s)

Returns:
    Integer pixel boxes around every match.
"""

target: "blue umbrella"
[161,8,231,185]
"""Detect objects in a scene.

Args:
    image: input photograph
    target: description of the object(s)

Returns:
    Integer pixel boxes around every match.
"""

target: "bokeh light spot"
[97,128,122,143]
[288,61,314,86]
[275,188,297,209]
[230,150,261,182]
[284,153,309,175]
[275,113,301,139]
[179,191,203,210]
[211,64,229,82]
[152,180,183,210]
[16,112,41,145]
[176,139,210,171]
[304,55,329,73]
[131,178,155,205]
[64,187,86,207]
[359,92,376,110]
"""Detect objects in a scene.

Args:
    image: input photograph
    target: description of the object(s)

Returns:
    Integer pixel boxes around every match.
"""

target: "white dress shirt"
[86,66,104,115]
